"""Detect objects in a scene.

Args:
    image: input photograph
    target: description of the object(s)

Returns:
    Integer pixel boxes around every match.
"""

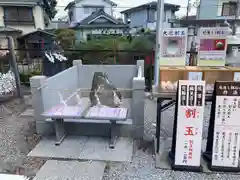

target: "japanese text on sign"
[163,28,186,37]
[175,80,205,167]
[212,81,240,167]
[199,28,228,37]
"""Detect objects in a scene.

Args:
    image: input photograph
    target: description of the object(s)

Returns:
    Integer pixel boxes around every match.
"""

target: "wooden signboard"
[204,81,240,172]
[169,80,205,171]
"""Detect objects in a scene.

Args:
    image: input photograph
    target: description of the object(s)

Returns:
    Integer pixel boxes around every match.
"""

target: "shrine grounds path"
[0,88,240,179]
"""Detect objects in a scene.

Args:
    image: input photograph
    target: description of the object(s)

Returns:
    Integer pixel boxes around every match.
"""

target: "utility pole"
[186,0,191,20]
[7,36,22,98]
[233,0,240,35]
[153,0,164,88]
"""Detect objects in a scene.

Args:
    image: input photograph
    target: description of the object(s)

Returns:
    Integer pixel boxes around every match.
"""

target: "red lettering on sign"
[188,151,193,159]
[185,108,197,118]
[188,140,193,160]
[185,127,194,136]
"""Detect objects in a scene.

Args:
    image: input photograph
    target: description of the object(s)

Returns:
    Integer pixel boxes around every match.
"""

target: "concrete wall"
[198,0,218,20]
[77,65,137,89]
[30,60,145,139]
[30,65,79,135]
[42,66,79,112]
[197,0,240,20]
[0,5,45,34]
[125,9,148,29]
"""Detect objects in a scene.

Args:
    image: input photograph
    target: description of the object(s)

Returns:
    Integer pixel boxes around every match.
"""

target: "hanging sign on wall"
[160,28,188,66]
[211,81,240,168]
[198,27,228,66]
[174,80,205,167]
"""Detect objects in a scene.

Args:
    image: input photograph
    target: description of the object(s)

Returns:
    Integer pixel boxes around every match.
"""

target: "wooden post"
[7,36,22,98]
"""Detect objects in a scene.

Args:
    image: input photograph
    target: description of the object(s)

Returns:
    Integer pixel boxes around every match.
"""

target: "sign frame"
[197,27,228,66]
[169,80,206,172]
[203,81,240,172]
[159,28,188,66]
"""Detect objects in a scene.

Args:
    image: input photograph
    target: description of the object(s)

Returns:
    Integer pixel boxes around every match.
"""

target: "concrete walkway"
[33,160,106,180]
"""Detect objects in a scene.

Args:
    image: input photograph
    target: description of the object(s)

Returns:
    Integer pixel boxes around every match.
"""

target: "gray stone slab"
[28,136,88,159]
[28,136,133,162]
[19,108,34,117]
[0,174,27,180]
[33,160,106,180]
[79,137,133,162]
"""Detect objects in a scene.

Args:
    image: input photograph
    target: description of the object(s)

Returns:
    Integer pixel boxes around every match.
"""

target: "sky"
[56,0,197,20]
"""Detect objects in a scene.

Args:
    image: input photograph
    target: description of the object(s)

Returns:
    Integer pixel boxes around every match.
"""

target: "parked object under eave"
[226,35,240,66]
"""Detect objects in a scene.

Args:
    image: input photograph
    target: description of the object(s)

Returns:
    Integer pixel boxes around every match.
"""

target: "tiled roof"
[121,1,180,13]
[0,26,22,32]
[74,9,128,28]
[0,0,40,5]
[65,0,117,10]
[18,29,56,39]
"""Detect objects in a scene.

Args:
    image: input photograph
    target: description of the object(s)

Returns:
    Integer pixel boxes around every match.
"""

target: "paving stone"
[28,136,133,162]
[28,136,88,159]
[33,160,106,180]
[79,137,133,162]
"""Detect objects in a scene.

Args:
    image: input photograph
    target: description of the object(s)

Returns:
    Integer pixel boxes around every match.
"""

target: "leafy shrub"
[20,71,41,86]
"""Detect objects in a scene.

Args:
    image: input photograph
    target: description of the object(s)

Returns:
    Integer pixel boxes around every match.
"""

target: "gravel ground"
[102,140,240,180]
[0,93,45,177]
[1,91,240,180]
[102,99,240,180]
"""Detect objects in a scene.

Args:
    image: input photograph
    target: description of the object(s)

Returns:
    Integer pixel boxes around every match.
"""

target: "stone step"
[0,174,27,180]
[19,108,34,117]
[33,160,106,180]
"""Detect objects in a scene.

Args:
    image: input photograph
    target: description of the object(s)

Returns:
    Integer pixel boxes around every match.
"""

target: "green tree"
[54,28,76,67]
[55,28,76,49]
[72,35,154,64]
[41,0,58,20]
[75,37,128,64]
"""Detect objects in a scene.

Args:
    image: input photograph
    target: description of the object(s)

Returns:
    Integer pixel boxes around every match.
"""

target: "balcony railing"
[3,16,35,25]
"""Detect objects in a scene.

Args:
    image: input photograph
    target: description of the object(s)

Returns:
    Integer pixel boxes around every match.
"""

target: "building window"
[84,7,89,14]
[83,6,104,14]
[3,6,34,25]
[91,6,104,13]
[148,9,155,22]
[221,2,237,16]
[69,11,73,21]
[164,11,166,22]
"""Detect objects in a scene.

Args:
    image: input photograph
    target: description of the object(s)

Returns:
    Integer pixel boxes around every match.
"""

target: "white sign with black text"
[212,82,240,167]
[175,80,206,166]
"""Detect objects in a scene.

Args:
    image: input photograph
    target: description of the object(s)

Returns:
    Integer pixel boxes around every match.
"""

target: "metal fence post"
[7,36,22,98]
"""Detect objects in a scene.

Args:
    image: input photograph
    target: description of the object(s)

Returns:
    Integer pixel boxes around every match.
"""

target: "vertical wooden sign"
[205,81,240,172]
[170,80,205,171]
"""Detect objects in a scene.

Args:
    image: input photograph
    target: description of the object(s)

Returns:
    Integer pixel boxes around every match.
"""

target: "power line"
[53,5,233,9]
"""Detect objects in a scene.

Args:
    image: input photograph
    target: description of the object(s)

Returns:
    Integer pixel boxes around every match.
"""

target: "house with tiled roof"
[121,1,180,31]
[0,0,51,48]
[0,0,48,34]
[64,0,129,41]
